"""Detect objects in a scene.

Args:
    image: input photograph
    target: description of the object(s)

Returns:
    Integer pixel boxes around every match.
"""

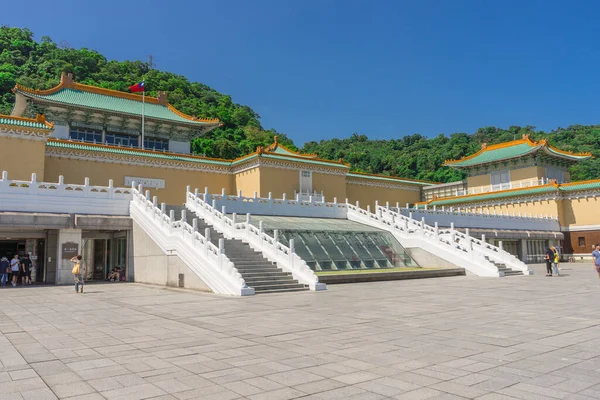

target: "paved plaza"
[1,263,600,400]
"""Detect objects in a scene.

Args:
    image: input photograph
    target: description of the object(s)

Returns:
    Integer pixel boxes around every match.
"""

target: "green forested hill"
[2,26,599,182]
[303,126,600,182]
[0,26,297,159]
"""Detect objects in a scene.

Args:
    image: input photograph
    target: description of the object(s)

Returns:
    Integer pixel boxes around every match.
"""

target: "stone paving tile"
[3,263,600,399]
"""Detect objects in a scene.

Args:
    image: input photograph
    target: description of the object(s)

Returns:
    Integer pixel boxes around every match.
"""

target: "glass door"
[92,239,107,280]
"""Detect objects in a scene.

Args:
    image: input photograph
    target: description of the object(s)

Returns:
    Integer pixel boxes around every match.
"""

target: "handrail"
[376,205,530,275]
[345,201,525,277]
[130,184,253,296]
[185,187,325,291]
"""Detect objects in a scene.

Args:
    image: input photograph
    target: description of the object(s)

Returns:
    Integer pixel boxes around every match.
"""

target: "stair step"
[254,287,310,294]
[241,272,292,278]
[246,277,298,284]
[252,283,307,290]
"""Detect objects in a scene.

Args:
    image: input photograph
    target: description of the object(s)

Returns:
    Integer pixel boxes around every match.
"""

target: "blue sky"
[3,0,600,145]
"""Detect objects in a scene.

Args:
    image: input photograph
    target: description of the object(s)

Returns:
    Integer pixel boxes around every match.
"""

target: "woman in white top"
[10,254,20,287]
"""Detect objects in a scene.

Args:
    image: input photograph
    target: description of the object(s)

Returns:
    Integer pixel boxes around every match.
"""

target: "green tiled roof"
[546,147,591,160]
[347,172,435,186]
[446,143,540,167]
[18,88,214,126]
[423,185,558,207]
[559,180,600,192]
[445,138,591,168]
[0,116,52,130]
[46,140,230,165]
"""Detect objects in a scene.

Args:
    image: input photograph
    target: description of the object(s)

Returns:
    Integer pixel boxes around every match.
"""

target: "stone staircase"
[167,205,309,294]
[484,256,523,276]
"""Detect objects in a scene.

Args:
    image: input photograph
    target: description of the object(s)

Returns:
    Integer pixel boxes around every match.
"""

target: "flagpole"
[141,83,145,150]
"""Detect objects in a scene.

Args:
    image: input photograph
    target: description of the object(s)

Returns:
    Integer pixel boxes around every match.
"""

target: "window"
[106,132,139,148]
[144,137,169,151]
[70,128,102,143]
[300,170,312,194]
[490,169,510,190]
[546,166,564,183]
[578,237,585,247]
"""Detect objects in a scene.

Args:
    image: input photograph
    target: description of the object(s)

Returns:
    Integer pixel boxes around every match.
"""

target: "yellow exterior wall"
[562,197,600,227]
[43,156,233,205]
[234,167,261,197]
[346,181,422,210]
[312,172,347,202]
[0,137,46,180]
[258,167,300,199]
[466,174,490,192]
[510,166,544,186]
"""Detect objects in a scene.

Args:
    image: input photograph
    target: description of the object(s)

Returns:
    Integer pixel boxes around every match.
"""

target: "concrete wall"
[404,247,460,269]
[466,174,490,192]
[0,137,46,180]
[44,157,234,205]
[132,222,211,292]
[259,167,300,199]
[511,166,545,186]
[346,181,421,210]
[467,200,563,225]
[561,196,600,228]
[313,172,346,201]
[235,167,261,197]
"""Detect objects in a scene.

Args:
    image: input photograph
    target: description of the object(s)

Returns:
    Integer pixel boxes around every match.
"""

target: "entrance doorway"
[0,240,20,260]
[0,239,46,282]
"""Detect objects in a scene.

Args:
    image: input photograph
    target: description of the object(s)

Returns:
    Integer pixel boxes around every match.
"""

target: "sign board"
[124,176,165,189]
[30,256,38,260]
[61,242,79,260]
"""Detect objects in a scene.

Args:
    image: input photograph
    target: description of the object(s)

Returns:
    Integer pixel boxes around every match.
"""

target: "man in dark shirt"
[545,247,555,277]
[21,254,32,285]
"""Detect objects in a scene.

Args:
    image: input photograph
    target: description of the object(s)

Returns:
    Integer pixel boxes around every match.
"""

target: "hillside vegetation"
[2,26,599,182]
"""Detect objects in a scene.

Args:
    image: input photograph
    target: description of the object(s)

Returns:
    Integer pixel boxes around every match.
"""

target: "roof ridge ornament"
[61,72,74,88]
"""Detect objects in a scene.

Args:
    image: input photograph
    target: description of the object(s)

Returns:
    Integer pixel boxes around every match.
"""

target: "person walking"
[70,255,85,294]
[0,256,9,288]
[551,246,561,276]
[10,254,20,286]
[592,244,600,279]
[544,247,554,276]
[21,254,32,285]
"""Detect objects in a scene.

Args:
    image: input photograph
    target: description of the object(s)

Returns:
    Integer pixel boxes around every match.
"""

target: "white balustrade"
[394,207,559,231]
[0,171,132,215]
[345,201,531,277]
[198,188,347,219]
[130,184,253,296]
[185,187,325,291]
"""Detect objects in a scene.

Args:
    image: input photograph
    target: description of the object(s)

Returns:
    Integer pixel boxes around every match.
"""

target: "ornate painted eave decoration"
[0,113,54,133]
[231,136,351,169]
[416,178,600,207]
[443,134,592,169]
[12,72,221,128]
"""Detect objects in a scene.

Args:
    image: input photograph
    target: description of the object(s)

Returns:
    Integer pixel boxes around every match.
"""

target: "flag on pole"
[129,82,145,92]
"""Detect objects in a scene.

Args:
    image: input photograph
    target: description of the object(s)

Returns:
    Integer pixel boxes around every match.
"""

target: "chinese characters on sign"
[61,242,79,260]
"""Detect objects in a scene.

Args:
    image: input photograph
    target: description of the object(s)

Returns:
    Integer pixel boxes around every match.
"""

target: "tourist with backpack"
[70,255,85,294]
[0,256,9,287]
